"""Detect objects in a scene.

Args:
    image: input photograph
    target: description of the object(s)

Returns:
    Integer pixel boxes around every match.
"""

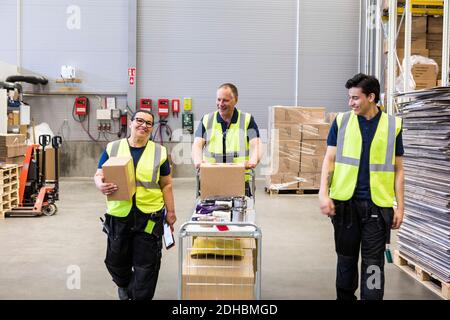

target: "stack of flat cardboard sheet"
[395,87,450,282]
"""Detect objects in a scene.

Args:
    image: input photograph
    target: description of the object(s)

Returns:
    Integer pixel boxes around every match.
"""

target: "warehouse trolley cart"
[178,221,262,300]
[178,167,261,300]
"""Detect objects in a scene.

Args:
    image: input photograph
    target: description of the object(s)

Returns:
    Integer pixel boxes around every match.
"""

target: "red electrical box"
[75,97,88,116]
[158,98,169,117]
[172,99,180,116]
[140,98,152,111]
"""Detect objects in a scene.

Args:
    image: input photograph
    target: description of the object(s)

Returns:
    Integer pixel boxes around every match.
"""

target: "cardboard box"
[38,147,60,181]
[396,48,429,62]
[273,122,302,141]
[0,134,26,146]
[0,155,25,166]
[301,123,330,140]
[200,163,245,199]
[0,144,27,158]
[277,157,300,173]
[300,154,324,173]
[398,16,427,34]
[271,106,326,124]
[412,64,438,80]
[415,79,436,90]
[427,33,442,42]
[182,248,254,300]
[397,34,427,49]
[300,139,327,157]
[265,172,300,190]
[19,125,28,136]
[102,156,136,201]
[428,16,443,34]
[426,39,442,51]
[238,237,257,275]
[277,140,301,157]
[327,112,338,124]
[298,172,321,189]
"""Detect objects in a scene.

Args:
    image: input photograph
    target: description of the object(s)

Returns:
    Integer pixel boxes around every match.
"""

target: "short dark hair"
[345,73,380,103]
[218,83,238,100]
[131,110,154,123]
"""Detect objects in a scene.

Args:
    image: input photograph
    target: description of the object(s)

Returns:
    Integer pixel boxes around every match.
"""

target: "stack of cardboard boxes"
[182,239,256,300]
[385,15,446,90]
[427,16,444,82]
[395,16,429,64]
[0,134,27,166]
[265,106,329,191]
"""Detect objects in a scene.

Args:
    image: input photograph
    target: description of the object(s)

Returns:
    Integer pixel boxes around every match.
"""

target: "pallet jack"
[6,134,62,217]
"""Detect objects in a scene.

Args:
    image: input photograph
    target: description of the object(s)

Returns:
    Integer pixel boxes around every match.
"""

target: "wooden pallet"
[394,250,449,300]
[0,165,20,219]
[265,187,319,195]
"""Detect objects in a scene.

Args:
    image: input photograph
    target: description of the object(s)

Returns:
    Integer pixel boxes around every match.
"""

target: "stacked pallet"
[395,87,450,299]
[0,164,19,219]
[0,134,27,166]
[265,106,329,194]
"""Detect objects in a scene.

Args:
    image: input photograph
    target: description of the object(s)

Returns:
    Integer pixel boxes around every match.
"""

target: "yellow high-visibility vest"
[202,109,251,180]
[329,111,402,207]
[105,139,166,220]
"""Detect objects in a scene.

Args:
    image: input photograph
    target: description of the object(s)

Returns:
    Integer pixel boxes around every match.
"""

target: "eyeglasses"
[134,117,154,128]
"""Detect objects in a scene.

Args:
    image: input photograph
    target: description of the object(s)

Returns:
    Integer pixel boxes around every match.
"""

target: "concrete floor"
[0,178,440,300]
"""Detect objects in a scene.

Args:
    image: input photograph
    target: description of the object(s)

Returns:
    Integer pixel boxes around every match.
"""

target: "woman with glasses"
[94,110,176,300]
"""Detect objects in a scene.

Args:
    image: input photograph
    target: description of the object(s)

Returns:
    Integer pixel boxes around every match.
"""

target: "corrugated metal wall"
[0,0,359,139]
[137,0,298,134]
[297,0,360,113]
[21,0,128,93]
[0,2,17,65]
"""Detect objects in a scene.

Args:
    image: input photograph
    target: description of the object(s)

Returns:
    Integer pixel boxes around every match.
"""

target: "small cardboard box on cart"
[199,163,245,199]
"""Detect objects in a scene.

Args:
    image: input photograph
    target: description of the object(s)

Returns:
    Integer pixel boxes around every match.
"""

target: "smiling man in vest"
[191,83,262,196]
[319,73,405,300]
[94,110,176,300]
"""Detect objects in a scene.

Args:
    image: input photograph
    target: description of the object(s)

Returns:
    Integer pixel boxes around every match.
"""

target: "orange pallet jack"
[6,135,62,217]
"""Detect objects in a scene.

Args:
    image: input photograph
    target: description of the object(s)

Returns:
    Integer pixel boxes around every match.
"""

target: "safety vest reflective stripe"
[109,140,162,189]
[336,112,396,171]
[204,112,215,159]
[336,112,360,167]
[369,115,395,172]
[110,140,121,157]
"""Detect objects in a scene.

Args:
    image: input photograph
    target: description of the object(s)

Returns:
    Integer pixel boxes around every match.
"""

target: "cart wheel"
[42,203,57,216]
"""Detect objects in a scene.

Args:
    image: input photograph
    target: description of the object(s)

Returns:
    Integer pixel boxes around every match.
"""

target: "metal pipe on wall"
[403,0,412,92]
[365,0,370,74]
[127,0,137,112]
[359,0,363,73]
[17,0,22,73]
[295,0,299,106]
[375,0,383,81]
[442,0,450,86]
[387,0,397,115]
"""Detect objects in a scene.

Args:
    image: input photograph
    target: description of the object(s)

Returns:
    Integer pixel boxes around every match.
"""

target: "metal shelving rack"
[360,0,450,115]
